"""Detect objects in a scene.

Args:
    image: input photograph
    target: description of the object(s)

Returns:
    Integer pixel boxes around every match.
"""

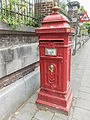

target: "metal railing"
[0,0,71,27]
[0,0,40,27]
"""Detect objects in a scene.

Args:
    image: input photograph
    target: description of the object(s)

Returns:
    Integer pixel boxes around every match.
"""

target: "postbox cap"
[42,12,69,23]
[42,2,69,24]
[35,2,75,34]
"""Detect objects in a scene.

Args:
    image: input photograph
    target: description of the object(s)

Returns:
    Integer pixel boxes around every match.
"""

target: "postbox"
[35,3,75,113]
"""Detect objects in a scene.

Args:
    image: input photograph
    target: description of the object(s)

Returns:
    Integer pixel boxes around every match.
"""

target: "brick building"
[35,0,67,16]
[67,1,80,31]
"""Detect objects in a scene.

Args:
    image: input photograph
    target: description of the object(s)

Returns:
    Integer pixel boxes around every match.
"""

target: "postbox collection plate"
[45,48,57,56]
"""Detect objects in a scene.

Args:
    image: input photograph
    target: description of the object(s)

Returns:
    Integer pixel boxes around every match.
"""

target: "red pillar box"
[35,3,75,113]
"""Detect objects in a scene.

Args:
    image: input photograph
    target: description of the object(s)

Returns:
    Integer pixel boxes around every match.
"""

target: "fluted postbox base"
[36,87,73,113]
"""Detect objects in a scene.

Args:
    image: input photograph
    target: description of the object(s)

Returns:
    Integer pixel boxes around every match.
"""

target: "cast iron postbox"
[35,3,75,113]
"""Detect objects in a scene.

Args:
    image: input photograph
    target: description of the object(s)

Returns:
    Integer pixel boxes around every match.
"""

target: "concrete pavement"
[9,39,90,120]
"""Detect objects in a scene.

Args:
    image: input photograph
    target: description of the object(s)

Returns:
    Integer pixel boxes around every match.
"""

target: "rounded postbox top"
[42,12,69,24]
[36,2,75,34]
[42,2,69,24]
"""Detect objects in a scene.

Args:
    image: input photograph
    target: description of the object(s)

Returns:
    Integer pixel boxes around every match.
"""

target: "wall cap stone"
[0,21,37,35]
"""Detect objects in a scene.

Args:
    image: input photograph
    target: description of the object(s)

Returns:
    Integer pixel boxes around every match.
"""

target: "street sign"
[80,12,90,22]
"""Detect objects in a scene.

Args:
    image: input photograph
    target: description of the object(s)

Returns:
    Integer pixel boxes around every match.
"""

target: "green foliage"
[59,1,68,15]
[79,6,86,13]
[78,6,90,34]
[0,0,40,29]
[79,22,88,35]
[35,14,45,26]
[70,22,73,27]
[26,14,45,27]
[86,22,90,34]
[82,29,88,35]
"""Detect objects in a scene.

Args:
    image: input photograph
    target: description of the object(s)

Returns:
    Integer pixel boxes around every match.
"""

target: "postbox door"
[40,58,62,90]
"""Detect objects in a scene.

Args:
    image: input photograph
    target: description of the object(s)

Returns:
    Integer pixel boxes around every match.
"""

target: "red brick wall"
[35,0,60,16]
[35,1,54,16]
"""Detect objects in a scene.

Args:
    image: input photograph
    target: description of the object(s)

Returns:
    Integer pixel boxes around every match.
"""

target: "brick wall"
[35,1,53,16]
[35,0,60,16]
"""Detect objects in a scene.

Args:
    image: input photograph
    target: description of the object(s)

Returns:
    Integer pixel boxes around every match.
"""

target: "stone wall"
[0,34,38,48]
[72,35,89,55]
[0,22,39,89]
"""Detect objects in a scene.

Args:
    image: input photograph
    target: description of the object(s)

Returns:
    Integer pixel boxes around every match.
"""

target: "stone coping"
[0,21,37,35]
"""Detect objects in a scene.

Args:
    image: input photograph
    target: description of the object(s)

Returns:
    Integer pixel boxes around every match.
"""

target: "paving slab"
[79,86,90,94]
[81,81,90,88]
[73,107,90,120]
[54,113,68,120]
[76,98,90,111]
[12,103,38,120]
[32,118,39,120]
[9,117,19,120]
[78,91,90,101]
[71,119,78,120]
[27,92,38,104]
[52,115,65,120]
[34,110,54,120]
[82,70,90,76]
